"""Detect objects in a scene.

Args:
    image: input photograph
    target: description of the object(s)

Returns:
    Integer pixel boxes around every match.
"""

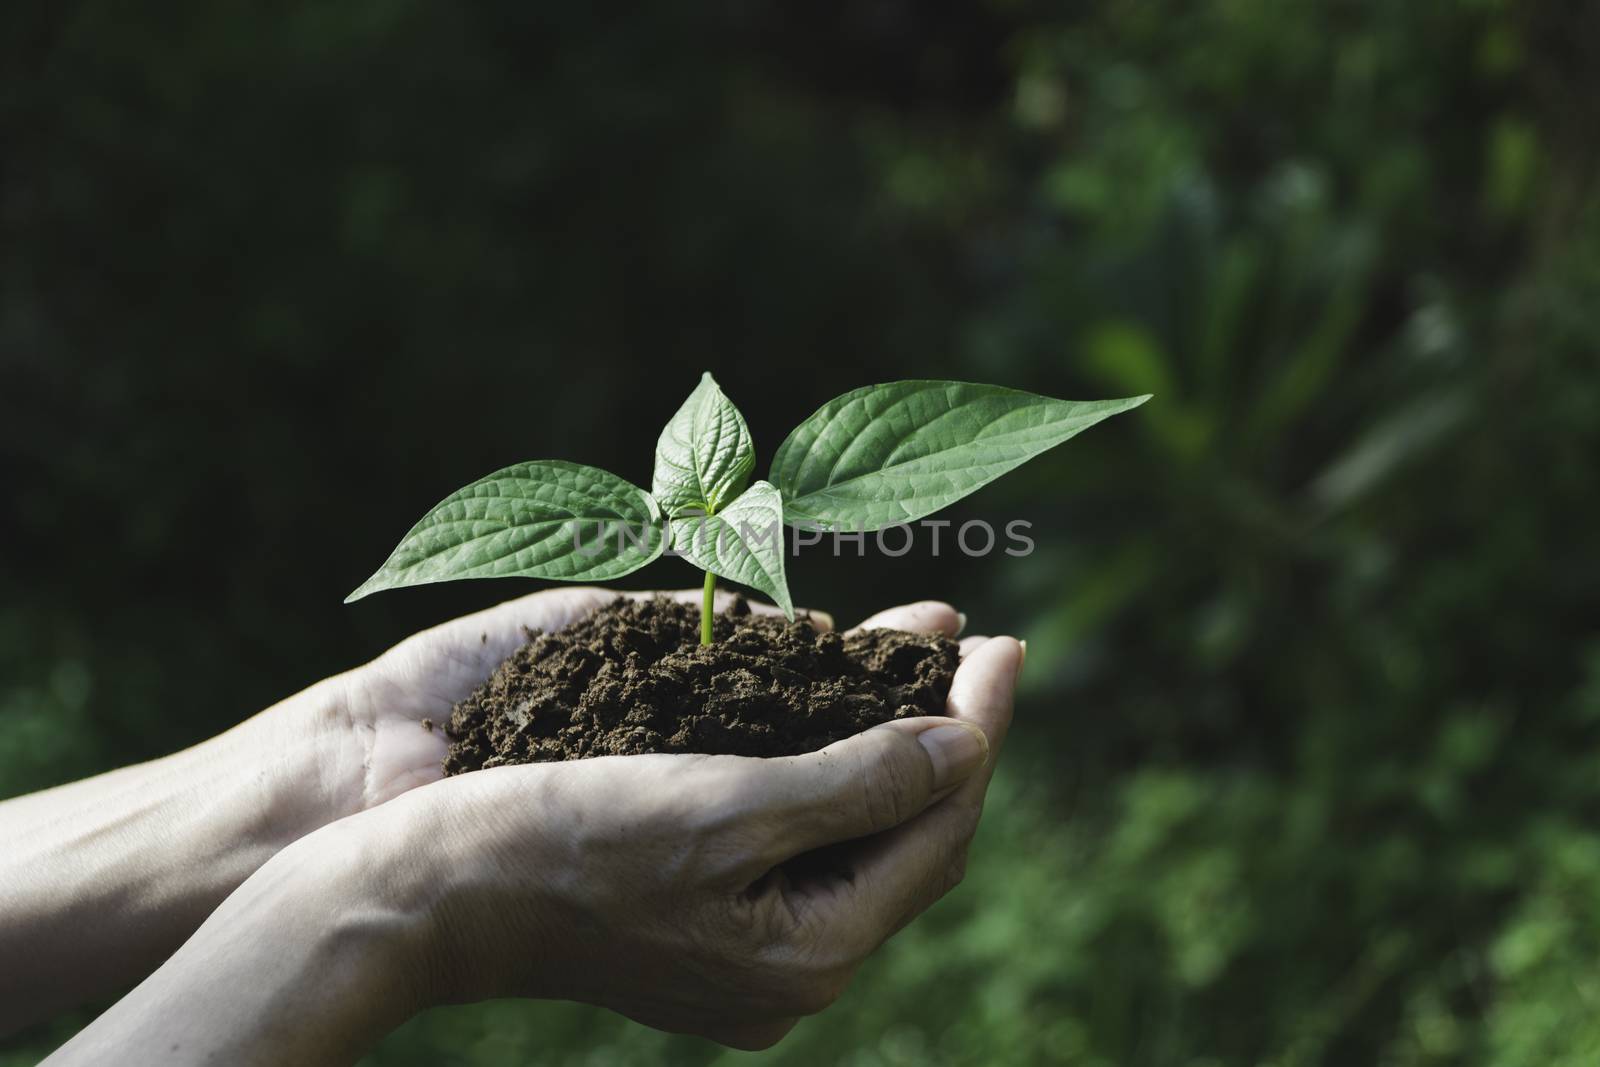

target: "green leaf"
[771,381,1151,530]
[652,371,755,518]
[346,461,663,601]
[668,480,792,619]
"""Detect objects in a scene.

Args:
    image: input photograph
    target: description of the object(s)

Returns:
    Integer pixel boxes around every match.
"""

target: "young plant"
[347,374,1149,644]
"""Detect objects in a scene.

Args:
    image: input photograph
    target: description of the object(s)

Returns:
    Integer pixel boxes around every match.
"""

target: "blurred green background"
[4,1,1599,1064]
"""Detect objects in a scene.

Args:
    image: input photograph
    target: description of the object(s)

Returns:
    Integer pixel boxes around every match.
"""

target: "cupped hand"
[334,587,816,809]
[360,601,1021,1050]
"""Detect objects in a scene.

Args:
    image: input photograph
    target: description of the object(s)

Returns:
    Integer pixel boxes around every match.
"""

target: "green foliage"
[652,372,755,518]
[344,461,664,601]
[668,480,791,619]
[771,383,1149,530]
[348,374,1134,629]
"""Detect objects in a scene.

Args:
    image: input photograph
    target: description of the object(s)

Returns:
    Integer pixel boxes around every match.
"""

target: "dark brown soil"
[443,596,958,773]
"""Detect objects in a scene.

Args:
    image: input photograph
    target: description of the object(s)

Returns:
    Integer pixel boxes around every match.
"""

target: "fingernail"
[1018,639,1028,667]
[918,723,989,790]
[954,611,968,637]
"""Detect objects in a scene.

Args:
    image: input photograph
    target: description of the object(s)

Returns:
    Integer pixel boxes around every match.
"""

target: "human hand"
[36,600,1017,1064]
[6,590,745,1030]
[334,586,814,810]
[356,602,1020,1050]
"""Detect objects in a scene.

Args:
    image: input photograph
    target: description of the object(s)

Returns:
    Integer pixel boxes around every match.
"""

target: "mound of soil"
[443,596,958,773]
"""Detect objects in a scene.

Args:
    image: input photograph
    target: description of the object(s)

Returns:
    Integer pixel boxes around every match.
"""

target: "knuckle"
[856,739,925,832]
[944,845,971,892]
[956,794,986,827]
[747,921,854,1016]
[858,775,908,835]
[726,882,806,955]
[783,963,853,1016]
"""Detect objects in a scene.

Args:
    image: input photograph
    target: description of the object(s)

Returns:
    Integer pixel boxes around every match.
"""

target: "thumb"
[747,717,989,868]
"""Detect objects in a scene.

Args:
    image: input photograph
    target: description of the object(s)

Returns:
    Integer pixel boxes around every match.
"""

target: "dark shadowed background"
[4,2,1600,1064]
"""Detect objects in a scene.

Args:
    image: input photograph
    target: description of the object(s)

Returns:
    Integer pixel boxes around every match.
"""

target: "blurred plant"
[4,1,1598,1064]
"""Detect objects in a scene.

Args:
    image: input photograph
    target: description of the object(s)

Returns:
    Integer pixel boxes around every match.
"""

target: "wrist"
[44,814,428,1067]
[348,773,572,1009]
[254,679,524,1012]
[224,812,437,1058]
[0,671,382,1032]
[303,785,468,1013]
[279,816,436,1028]
[222,672,374,850]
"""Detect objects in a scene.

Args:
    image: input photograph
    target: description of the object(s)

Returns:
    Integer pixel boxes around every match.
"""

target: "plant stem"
[700,569,716,646]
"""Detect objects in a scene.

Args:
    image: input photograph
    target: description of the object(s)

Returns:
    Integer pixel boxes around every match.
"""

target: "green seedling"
[347,375,1149,644]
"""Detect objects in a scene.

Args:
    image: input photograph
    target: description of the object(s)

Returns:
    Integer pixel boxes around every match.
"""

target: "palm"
[347,586,812,805]
[345,587,610,803]
[345,587,959,810]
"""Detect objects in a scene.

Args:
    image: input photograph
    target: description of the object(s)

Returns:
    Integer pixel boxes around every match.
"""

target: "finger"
[806,637,1023,952]
[938,638,1023,811]
[740,716,989,871]
[849,601,962,636]
[945,637,1024,769]
[625,588,834,631]
[958,635,990,658]
[823,787,977,951]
